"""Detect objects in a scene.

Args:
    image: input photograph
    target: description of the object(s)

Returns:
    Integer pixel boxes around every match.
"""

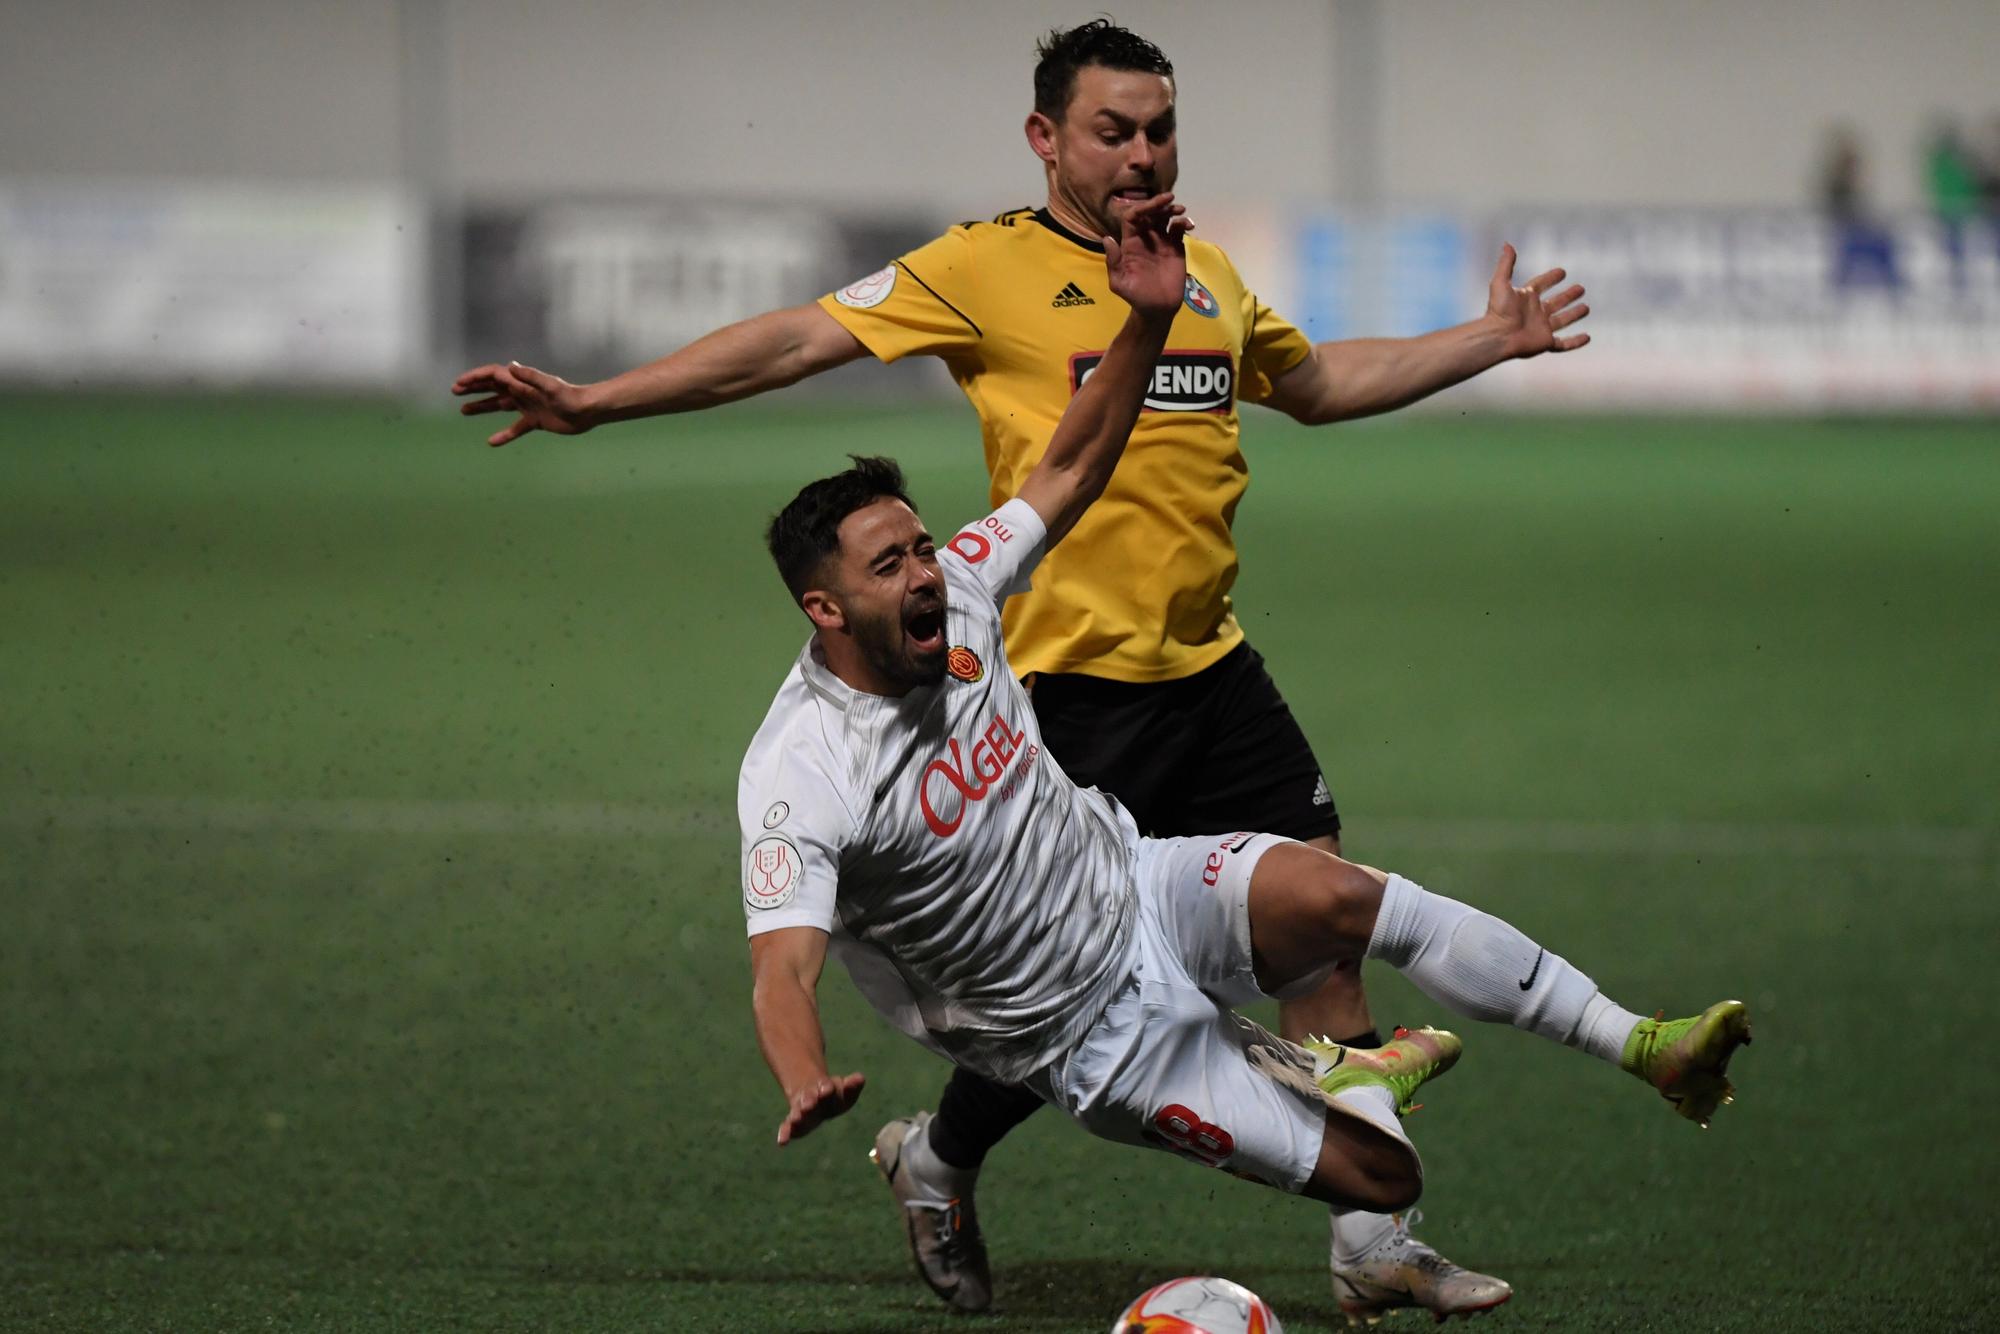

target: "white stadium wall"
[11,0,2000,209]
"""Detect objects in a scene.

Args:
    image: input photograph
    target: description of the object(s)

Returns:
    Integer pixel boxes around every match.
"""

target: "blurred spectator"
[1925,117,1979,288]
[1821,124,1866,221]
[1979,113,2000,218]
[1925,117,1981,219]
[1820,123,1897,292]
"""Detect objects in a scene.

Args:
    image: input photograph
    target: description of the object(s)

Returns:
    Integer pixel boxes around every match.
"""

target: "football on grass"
[1111,1275,1284,1333]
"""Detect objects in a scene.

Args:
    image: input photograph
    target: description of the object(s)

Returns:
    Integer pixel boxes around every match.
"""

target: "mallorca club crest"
[1182,274,1220,318]
[946,646,983,683]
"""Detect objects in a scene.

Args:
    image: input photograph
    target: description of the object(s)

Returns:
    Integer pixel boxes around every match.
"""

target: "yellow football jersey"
[818,207,1312,684]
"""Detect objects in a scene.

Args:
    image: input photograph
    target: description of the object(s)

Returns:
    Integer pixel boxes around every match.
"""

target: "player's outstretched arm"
[748,926,865,1145]
[450,302,868,447]
[1262,243,1590,425]
[1015,194,1190,546]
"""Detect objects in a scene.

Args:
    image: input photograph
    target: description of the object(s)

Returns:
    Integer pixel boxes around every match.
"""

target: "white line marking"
[2,797,1989,861]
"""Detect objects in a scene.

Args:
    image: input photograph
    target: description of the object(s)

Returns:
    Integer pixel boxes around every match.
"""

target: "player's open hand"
[1103,193,1192,321]
[450,361,596,447]
[775,1071,865,1146]
[1484,244,1590,359]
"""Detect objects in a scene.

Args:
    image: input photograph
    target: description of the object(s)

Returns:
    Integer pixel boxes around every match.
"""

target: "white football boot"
[870,1112,992,1312]
[1331,1209,1513,1325]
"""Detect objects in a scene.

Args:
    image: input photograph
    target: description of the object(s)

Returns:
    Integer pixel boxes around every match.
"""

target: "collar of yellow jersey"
[1032,208,1105,255]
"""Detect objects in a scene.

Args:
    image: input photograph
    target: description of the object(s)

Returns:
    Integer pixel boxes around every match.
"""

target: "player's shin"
[1364,874,1641,1067]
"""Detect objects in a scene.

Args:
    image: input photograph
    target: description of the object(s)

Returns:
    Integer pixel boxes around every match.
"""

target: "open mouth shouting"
[904,597,947,658]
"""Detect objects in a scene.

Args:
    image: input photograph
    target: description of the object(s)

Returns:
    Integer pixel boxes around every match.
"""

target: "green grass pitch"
[3,392,1997,1330]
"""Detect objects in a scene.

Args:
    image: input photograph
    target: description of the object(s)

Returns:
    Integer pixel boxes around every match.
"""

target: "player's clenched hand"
[775,1072,865,1146]
[450,361,596,447]
[1483,244,1590,359]
[1103,192,1192,320]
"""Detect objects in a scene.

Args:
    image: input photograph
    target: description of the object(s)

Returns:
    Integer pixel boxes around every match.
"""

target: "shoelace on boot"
[929,1198,980,1267]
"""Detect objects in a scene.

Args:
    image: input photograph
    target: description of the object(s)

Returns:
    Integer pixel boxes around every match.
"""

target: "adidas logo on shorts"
[1311,775,1333,807]
[1051,282,1095,308]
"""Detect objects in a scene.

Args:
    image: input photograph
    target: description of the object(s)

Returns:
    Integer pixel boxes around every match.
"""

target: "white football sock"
[1366,874,1641,1067]
[1575,990,1645,1067]
[1328,1081,1405,1141]
[902,1115,977,1204]
[1330,1207,1399,1267]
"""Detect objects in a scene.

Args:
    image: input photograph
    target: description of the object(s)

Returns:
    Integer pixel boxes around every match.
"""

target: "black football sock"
[1334,1027,1385,1051]
[928,1067,1045,1171]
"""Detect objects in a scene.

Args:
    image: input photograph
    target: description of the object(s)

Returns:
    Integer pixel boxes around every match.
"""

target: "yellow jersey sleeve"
[818,229,983,364]
[1238,290,1313,404]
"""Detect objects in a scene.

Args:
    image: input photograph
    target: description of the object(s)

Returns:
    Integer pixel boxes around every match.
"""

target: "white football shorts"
[1025,830,1335,1194]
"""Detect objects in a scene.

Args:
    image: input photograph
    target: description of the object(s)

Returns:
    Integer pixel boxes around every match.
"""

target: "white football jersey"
[739,498,1140,1083]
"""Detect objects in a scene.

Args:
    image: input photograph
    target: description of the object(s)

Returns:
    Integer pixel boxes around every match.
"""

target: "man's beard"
[852,601,947,692]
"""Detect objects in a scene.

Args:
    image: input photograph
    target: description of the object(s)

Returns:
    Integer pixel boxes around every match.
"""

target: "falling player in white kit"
[741,196,1751,1290]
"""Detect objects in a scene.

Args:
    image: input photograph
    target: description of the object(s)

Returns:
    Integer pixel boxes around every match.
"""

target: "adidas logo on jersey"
[1311,775,1333,807]
[1051,282,1095,308]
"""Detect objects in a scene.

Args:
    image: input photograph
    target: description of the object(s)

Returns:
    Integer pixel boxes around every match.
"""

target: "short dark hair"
[1033,19,1174,120]
[766,455,916,601]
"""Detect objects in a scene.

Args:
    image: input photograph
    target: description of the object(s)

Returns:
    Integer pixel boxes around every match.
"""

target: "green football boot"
[1304,1025,1463,1115]
[1621,999,1753,1127]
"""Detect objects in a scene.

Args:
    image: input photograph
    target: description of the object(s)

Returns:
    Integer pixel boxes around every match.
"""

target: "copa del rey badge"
[946,646,983,683]
[745,835,801,911]
[835,266,897,309]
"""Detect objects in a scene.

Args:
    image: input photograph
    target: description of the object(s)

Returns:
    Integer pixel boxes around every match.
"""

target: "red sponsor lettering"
[918,712,1026,837]
[980,516,1015,542]
[946,530,991,563]
[994,743,1040,803]
[1202,832,1256,886]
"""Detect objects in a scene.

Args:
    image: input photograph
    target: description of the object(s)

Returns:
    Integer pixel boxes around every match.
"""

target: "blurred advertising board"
[30,185,1975,409]
[1275,208,2000,412]
[0,182,423,388]
[466,200,1998,413]
[459,201,937,383]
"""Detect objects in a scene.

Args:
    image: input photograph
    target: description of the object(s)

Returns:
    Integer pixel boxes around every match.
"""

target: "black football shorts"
[1028,641,1341,845]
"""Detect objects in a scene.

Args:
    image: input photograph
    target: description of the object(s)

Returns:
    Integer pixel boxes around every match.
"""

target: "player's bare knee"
[1310,855,1387,945]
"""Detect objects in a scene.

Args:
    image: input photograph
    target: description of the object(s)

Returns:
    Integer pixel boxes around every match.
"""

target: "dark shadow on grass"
[24,1241,1346,1328]
[16,1240,909,1291]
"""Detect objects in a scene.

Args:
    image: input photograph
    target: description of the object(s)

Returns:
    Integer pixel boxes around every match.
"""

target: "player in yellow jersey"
[452,20,1588,1323]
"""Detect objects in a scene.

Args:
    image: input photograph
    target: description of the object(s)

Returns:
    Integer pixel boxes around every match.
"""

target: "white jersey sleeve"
[937,497,1048,607]
[738,709,852,938]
